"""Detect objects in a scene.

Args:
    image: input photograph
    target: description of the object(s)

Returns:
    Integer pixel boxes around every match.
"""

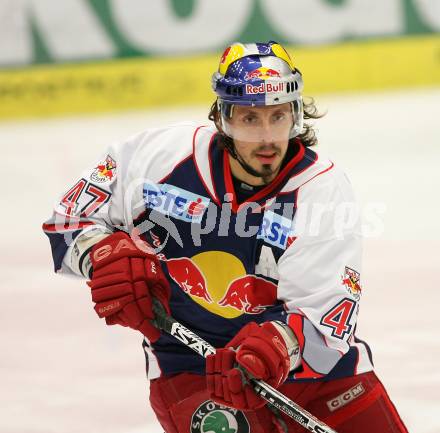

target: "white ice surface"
[1,88,439,433]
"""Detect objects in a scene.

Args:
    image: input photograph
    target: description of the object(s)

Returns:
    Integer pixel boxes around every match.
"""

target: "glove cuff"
[270,321,301,371]
[67,226,112,278]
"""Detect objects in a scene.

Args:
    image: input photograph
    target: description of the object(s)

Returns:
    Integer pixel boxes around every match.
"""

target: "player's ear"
[208,100,224,134]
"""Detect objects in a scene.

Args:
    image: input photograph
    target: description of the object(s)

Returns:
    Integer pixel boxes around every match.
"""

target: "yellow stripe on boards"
[0,35,438,120]
[295,35,440,95]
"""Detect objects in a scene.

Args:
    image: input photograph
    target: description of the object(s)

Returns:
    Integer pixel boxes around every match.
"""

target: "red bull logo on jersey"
[257,210,295,250]
[342,266,362,300]
[143,181,210,224]
[245,82,284,95]
[218,275,277,314]
[167,257,213,303]
[245,67,281,80]
[90,155,116,183]
[166,251,277,319]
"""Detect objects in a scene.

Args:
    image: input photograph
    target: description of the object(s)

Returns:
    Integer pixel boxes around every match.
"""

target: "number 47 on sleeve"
[60,178,111,217]
[320,298,357,340]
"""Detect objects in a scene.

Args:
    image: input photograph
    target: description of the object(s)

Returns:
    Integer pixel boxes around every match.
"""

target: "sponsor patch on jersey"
[90,155,116,183]
[191,400,249,433]
[143,181,210,223]
[326,383,365,412]
[257,210,295,250]
[341,266,362,300]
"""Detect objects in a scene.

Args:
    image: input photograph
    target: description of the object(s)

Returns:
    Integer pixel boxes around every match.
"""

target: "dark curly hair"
[208,97,324,148]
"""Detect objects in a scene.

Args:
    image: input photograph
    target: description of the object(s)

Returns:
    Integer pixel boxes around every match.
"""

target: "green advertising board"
[1,0,439,66]
[0,0,438,119]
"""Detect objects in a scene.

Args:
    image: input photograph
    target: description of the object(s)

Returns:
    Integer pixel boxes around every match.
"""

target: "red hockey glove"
[87,232,171,342]
[206,321,290,410]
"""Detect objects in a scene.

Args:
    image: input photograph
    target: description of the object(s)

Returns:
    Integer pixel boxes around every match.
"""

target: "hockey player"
[43,42,409,433]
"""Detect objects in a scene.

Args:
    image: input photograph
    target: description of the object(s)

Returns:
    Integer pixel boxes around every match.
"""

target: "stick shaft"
[152,303,338,433]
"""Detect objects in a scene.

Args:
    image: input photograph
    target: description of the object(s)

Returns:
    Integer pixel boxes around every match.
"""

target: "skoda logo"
[190,400,250,433]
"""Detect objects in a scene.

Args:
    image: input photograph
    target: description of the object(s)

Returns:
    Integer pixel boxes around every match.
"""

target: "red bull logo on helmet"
[218,43,245,76]
[166,251,277,319]
[245,67,281,80]
[245,82,284,95]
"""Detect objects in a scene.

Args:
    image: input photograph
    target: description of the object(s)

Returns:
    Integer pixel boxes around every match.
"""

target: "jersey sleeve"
[277,166,363,379]
[42,142,125,276]
[42,123,198,277]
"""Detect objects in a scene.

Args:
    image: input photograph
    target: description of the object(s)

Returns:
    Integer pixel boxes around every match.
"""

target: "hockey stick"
[152,300,338,433]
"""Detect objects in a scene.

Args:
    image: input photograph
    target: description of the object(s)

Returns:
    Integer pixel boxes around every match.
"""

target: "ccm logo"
[93,238,137,262]
[326,383,365,412]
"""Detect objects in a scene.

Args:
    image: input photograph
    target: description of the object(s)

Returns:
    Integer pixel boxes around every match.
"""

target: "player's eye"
[242,115,258,124]
[272,112,286,122]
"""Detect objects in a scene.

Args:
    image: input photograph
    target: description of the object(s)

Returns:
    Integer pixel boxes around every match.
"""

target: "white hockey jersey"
[43,122,374,380]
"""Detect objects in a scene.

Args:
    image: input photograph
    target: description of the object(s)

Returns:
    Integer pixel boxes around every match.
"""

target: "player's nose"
[259,121,276,143]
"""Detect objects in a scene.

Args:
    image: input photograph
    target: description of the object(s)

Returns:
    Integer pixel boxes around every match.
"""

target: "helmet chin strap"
[219,110,266,179]
[223,138,271,180]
